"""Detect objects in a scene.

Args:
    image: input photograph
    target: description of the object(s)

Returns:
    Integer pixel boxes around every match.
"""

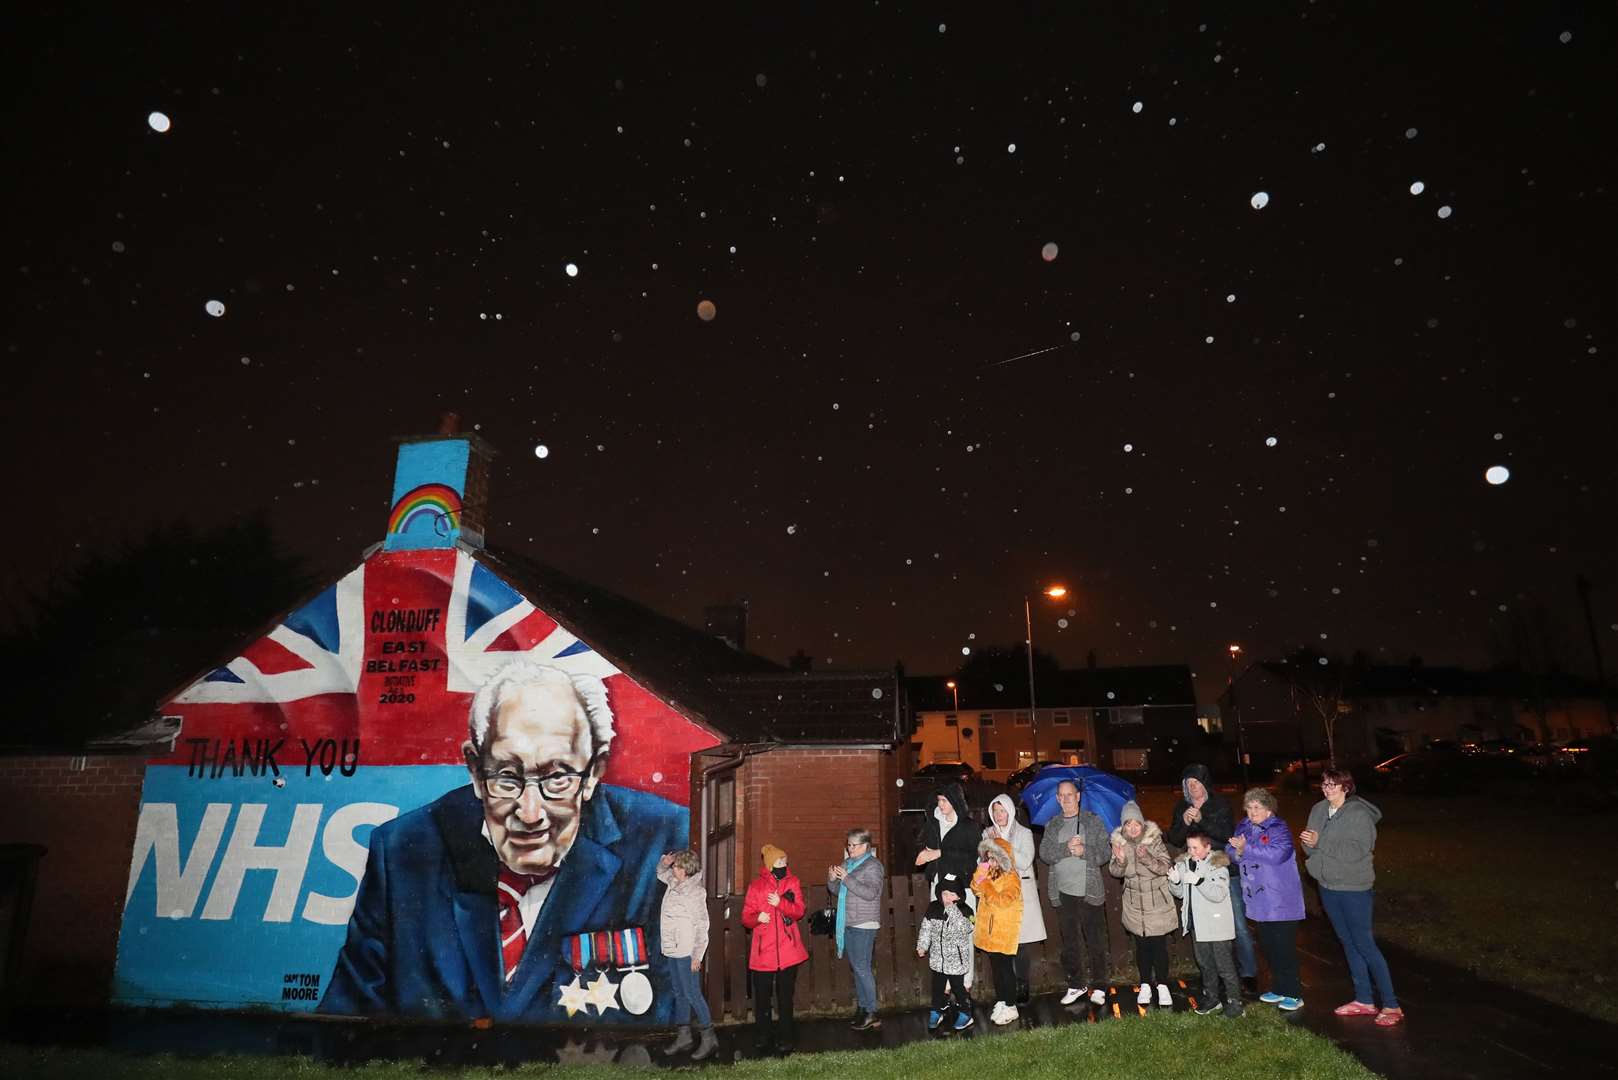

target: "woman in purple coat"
[1226,787,1306,1010]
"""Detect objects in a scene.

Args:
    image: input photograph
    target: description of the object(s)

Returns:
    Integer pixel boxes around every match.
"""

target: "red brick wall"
[738,747,893,885]
[0,754,146,1004]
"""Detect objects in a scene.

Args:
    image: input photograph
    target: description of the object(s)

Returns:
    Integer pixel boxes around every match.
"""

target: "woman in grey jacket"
[1300,768,1402,1027]
[828,827,886,1030]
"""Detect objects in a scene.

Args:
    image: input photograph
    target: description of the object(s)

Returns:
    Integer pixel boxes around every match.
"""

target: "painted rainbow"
[387,483,463,536]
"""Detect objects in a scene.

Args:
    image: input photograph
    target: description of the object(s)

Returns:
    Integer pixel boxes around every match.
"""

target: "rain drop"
[1007,142,1017,154]
[1249,191,1270,210]
[1409,180,1425,195]
[147,111,171,133]
[786,524,797,535]
[1132,101,1143,114]
[565,263,579,277]
[1265,436,1278,447]
[696,299,717,321]
[1437,205,1453,220]
[1559,30,1572,44]
[534,444,550,459]
[1041,242,1059,262]
[204,299,225,318]
[1485,465,1510,485]
[1057,618,1069,629]
[1405,127,1418,139]
[1123,443,1134,453]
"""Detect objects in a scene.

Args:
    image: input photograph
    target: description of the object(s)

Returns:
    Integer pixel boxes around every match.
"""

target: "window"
[1014,712,1030,727]
[1112,748,1149,772]
[979,712,995,728]
[1053,710,1070,726]
[1111,707,1144,726]
[1016,750,1035,768]
[704,771,737,897]
[945,713,958,727]
[981,751,999,770]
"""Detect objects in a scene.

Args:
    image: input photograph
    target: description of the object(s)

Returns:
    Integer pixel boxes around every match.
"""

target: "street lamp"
[1024,584,1068,764]
[1228,644,1248,786]
[946,680,961,758]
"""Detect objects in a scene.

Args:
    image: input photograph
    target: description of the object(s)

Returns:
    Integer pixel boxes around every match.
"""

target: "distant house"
[908,665,1200,784]
[1220,659,1613,769]
[0,419,908,1022]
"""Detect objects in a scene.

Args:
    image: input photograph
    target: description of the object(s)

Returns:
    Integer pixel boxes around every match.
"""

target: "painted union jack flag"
[158,547,712,805]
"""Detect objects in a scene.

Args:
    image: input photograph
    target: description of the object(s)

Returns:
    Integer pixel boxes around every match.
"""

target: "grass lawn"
[1139,784,1618,1025]
[1,1009,1376,1080]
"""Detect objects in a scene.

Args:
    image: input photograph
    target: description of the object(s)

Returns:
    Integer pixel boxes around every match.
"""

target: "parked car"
[1272,757,1331,789]
[1555,736,1618,770]
[1006,759,1069,793]
[1370,746,1530,794]
[911,761,979,785]
[1460,737,1526,757]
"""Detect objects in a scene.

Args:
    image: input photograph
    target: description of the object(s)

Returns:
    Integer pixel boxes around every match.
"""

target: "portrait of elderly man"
[321,659,689,1023]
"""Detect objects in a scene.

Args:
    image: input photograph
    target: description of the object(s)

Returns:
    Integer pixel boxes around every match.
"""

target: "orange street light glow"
[1044,585,1068,599]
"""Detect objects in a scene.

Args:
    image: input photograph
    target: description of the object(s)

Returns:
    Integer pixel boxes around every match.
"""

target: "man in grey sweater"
[1037,781,1111,1005]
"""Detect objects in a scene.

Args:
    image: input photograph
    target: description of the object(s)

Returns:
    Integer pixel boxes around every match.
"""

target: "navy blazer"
[320,782,688,1024]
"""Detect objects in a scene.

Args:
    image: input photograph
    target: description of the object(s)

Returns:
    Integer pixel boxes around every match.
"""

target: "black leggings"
[930,969,972,1011]
[752,964,798,1041]
[1253,919,1303,998]
[1133,933,1170,986]
[984,949,1018,1006]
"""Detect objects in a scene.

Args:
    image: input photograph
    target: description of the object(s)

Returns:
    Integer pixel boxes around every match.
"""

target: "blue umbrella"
[1019,766,1138,833]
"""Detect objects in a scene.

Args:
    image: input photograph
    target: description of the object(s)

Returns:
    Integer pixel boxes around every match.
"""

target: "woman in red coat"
[741,843,809,1055]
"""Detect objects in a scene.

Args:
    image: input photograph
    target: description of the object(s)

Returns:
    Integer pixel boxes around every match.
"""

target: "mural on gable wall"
[115,545,722,1024]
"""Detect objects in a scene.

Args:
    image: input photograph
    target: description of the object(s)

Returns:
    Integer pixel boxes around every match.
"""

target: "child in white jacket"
[1168,831,1243,1018]
[916,872,976,1032]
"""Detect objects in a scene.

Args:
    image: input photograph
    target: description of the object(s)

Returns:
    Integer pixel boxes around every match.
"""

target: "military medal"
[611,927,654,1016]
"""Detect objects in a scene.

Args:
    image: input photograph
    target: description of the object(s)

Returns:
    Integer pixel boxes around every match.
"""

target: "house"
[907,664,1200,784]
[1220,659,1613,770]
[0,418,908,1023]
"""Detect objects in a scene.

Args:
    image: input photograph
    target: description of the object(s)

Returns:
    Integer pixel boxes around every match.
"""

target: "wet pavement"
[5,919,1614,1078]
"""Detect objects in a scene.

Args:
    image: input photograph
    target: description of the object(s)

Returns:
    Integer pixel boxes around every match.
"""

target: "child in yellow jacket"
[972,836,1023,1025]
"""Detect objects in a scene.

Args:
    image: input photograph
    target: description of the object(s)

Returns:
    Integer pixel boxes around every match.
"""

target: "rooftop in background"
[908,664,1196,712]
[1246,660,1610,702]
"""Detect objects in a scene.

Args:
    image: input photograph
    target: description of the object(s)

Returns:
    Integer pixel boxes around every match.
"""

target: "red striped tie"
[497,867,546,982]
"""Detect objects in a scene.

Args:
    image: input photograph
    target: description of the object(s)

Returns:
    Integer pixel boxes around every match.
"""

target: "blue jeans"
[845,926,878,1014]
[667,955,712,1028]
[1228,877,1258,978]
[1319,887,1398,1009]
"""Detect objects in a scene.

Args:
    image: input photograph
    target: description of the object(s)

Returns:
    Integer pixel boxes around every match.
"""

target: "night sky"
[5,4,1613,702]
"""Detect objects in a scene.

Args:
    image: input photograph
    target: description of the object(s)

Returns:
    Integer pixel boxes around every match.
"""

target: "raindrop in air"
[696,299,717,321]
[147,111,171,133]
[1485,465,1510,485]
[1409,180,1425,195]
[204,299,225,318]
[1123,443,1134,453]
[1132,101,1143,114]
[1265,436,1278,447]
[533,444,550,459]
[1226,294,1236,303]
[1559,30,1572,44]
[1249,191,1270,210]
[565,263,579,277]
[1437,205,1453,220]
[786,524,797,535]
[1041,242,1059,262]
[1404,127,1418,140]
[1007,143,1017,154]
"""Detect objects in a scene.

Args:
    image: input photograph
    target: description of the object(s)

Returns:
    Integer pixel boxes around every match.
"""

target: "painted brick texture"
[739,748,894,882]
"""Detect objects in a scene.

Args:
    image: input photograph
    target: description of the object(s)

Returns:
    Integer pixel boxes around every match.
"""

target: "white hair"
[468,659,615,758]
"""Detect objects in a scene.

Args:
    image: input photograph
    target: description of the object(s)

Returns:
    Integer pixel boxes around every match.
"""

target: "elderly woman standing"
[828,827,886,1031]
[985,794,1047,1004]
[656,850,717,1060]
[1300,769,1402,1027]
[1109,800,1178,1007]
[1227,788,1306,1012]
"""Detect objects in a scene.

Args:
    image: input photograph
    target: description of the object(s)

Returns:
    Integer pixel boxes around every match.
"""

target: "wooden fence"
[699,864,1181,1023]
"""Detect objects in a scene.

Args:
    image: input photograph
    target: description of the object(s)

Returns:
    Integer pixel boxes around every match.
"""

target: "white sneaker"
[994,1003,1019,1025]
[1137,984,1152,1005]
[1089,988,1107,1006]
[1156,984,1173,1007]
[989,1001,1007,1022]
[1061,988,1083,1006]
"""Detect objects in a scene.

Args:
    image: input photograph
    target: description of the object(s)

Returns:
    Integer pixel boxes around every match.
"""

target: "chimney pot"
[438,411,462,436]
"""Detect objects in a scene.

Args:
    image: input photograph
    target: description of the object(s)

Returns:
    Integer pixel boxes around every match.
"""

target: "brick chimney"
[383,412,497,551]
[705,603,749,651]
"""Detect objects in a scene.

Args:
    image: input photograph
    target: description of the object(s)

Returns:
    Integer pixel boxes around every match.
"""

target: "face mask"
[771,866,787,880]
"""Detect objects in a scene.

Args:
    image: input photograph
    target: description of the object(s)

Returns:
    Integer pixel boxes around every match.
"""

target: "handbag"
[807,906,836,937]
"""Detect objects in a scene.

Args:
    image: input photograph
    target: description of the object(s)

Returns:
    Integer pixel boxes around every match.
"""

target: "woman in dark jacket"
[915,783,978,904]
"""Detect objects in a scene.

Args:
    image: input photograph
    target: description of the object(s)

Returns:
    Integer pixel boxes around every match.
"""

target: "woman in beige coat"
[1108,800,1177,1006]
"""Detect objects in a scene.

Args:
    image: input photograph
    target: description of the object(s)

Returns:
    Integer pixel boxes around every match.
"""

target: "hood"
[977,835,1015,872]
[933,781,970,824]
[1180,762,1214,803]
[1338,795,1383,824]
[1177,851,1230,870]
[1111,820,1163,846]
[986,794,1023,841]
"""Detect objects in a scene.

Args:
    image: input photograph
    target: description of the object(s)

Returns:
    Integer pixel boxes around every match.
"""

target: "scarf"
[834,851,873,958]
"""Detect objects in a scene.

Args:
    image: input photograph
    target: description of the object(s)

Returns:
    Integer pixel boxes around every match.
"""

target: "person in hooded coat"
[1227,786,1306,1011]
[916,783,979,907]
[984,793,1047,1004]
[1166,762,1257,989]
[741,843,808,1054]
[972,835,1023,1025]
[1109,800,1178,1007]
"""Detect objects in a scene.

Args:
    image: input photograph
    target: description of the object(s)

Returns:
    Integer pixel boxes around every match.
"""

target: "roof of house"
[1245,660,1608,702]
[908,664,1197,712]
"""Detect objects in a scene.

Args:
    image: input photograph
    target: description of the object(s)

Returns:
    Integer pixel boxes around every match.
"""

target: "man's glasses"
[481,754,597,801]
